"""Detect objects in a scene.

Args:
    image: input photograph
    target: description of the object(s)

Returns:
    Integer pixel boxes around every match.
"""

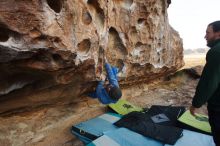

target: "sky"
[168,0,220,49]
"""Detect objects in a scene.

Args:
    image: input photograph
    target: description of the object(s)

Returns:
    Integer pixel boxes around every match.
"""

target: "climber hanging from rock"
[88,48,122,104]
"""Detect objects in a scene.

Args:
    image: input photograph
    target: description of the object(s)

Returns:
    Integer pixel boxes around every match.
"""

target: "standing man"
[190,20,220,146]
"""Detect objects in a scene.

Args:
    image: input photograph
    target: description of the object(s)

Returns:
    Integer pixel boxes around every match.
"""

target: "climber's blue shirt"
[88,63,119,104]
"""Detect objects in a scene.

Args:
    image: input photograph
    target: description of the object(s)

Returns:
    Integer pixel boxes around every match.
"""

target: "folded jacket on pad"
[114,111,183,145]
[146,105,186,126]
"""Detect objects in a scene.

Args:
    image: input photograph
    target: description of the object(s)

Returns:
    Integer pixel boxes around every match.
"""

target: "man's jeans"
[208,109,220,146]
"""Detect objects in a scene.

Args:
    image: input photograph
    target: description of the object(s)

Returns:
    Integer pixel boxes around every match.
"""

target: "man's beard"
[207,39,216,47]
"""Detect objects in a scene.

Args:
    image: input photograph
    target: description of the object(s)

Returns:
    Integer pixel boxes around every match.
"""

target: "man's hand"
[189,105,197,116]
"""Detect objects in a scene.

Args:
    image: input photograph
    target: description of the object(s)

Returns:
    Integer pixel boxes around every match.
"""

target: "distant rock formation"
[184,48,209,55]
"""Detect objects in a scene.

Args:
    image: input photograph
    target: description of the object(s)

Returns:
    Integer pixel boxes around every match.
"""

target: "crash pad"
[165,129,215,146]
[177,110,211,134]
[71,112,121,144]
[87,128,163,146]
[108,99,143,115]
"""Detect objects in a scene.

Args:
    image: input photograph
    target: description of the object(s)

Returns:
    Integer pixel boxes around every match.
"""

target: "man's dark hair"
[109,86,122,100]
[209,21,220,32]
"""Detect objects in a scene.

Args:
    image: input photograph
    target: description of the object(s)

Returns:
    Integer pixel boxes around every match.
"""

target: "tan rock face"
[0,0,183,111]
[0,0,184,145]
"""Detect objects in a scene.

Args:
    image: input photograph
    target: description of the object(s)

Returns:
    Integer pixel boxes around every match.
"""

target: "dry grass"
[183,54,206,68]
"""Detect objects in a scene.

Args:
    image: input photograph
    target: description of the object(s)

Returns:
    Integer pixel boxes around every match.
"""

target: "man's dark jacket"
[192,39,220,111]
